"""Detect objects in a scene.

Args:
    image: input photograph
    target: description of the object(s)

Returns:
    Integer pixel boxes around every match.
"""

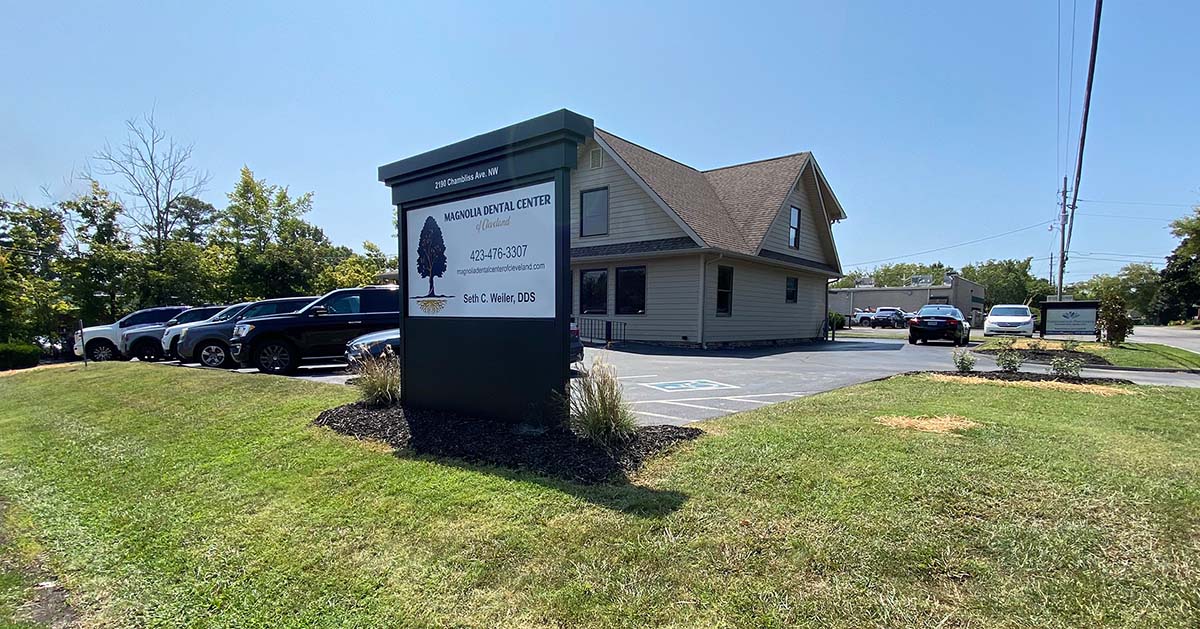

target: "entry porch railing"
[575,317,627,345]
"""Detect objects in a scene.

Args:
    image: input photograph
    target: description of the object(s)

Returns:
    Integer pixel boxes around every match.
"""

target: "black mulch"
[921,370,1134,385]
[313,402,703,484]
[975,348,1111,365]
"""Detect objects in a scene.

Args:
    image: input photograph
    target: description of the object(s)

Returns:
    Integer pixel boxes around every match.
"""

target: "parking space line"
[630,391,809,404]
[658,401,727,411]
[616,374,659,380]
[634,410,689,422]
[720,397,771,405]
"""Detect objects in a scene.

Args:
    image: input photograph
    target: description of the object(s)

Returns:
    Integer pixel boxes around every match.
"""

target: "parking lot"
[590,337,1200,425]
[163,333,1200,427]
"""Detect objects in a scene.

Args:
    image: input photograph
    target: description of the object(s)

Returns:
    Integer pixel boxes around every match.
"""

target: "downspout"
[698,253,724,349]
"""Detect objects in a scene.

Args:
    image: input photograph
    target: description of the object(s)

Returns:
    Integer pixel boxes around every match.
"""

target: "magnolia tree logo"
[414,216,451,313]
[1064,311,1080,319]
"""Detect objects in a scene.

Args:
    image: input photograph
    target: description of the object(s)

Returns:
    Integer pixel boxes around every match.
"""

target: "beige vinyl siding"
[570,255,699,343]
[703,258,826,343]
[570,139,688,245]
[759,167,834,264]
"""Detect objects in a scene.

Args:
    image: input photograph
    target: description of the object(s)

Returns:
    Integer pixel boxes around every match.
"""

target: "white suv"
[983,304,1036,337]
[74,306,189,361]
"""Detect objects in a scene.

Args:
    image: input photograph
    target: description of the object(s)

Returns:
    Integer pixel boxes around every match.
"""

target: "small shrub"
[1049,355,1084,378]
[828,311,846,330]
[1060,338,1081,352]
[1027,339,1044,351]
[350,345,401,407]
[569,355,636,446]
[1098,293,1134,346]
[995,349,1024,373]
[951,349,976,373]
[0,343,40,370]
[995,337,1017,351]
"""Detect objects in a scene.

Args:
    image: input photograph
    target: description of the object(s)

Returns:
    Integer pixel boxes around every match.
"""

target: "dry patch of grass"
[875,414,978,434]
[923,373,1135,397]
[0,363,78,378]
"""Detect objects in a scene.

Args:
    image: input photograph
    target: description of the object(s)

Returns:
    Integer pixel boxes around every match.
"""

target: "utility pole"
[1061,0,1103,296]
[1057,176,1068,300]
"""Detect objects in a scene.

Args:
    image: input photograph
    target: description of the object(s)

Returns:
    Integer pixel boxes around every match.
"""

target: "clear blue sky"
[3,1,1196,282]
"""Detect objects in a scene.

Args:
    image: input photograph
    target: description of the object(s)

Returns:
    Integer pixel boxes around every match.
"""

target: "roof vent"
[589,148,603,169]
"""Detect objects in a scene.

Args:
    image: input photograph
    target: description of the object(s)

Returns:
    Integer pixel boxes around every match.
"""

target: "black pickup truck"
[229,286,400,374]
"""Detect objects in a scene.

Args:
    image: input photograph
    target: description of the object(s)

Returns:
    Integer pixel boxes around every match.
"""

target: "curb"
[968,351,1200,375]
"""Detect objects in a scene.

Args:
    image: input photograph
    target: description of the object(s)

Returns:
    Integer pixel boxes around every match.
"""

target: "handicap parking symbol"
[642,379,739,392]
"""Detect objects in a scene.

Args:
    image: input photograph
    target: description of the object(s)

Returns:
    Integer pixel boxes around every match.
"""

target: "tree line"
[832,203,1200,325]
[0,115,395,343]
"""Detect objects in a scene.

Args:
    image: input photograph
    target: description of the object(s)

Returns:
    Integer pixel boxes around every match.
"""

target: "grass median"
[976,337,1200,369]
[1,362,1198,626]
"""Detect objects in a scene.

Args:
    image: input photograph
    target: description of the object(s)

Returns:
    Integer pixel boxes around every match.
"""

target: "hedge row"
[0,343,41,371]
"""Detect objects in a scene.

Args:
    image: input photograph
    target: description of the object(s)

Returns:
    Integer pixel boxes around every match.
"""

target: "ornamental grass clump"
[351,345,401,407]
[951,349,976,373]
[1061,338,1081,352]
[569,355,636,446]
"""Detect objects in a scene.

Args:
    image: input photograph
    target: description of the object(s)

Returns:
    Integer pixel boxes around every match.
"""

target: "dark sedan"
[344,325,584,365]
[908,305,971,346]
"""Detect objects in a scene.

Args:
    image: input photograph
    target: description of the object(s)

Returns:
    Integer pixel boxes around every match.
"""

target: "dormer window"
[788,206,801,248]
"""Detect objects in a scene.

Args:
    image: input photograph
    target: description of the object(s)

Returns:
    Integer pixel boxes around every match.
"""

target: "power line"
[1077,198,1195,208]
[845,220,1053,267]
[1077,211,1175,222]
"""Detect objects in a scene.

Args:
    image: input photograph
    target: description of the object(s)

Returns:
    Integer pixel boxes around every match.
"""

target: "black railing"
[576,317,627,344]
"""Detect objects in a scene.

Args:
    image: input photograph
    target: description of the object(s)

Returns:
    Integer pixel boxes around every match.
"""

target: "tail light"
[909,318,920,325]
[570,322,579,338]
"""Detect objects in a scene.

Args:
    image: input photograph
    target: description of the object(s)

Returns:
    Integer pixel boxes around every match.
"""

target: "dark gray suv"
[177,297,315,368]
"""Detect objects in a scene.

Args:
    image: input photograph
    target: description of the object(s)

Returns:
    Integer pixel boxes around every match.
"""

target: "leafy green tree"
[1072,263,1160,318]
[959,258,1048,308]
[170,195,218,244]
[315,241,395,293]
[833,262,955,288]
[1149,205,1200,323]
[213,167,343,299]
[58,181,141,324]
[0,199,70,340]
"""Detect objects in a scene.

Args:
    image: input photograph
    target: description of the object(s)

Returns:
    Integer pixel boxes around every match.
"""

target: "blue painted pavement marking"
[640,379,740,392]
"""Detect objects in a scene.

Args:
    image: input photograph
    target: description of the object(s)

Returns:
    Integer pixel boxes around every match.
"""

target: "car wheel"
[908,336,917,345]
[254,339,298,375]
[198,342,232,369]
[167,337,179,360]
[132,339,163,362]
[85,340,118,362]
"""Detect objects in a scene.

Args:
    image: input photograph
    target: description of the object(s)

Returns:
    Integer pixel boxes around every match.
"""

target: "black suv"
[230,286,400,374]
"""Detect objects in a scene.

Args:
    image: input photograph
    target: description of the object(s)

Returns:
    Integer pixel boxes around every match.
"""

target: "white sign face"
[406,181,555,318]
[1046,306,1097,335]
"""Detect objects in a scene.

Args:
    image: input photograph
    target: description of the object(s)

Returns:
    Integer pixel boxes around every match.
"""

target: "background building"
[829,275,986,325]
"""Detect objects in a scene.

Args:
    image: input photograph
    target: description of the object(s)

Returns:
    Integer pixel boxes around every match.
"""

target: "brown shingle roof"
[595,129,821,256]
[595,129,751,253]
[703,153,811,252]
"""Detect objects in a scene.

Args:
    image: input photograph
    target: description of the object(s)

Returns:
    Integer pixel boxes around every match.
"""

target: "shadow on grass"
[1119,343,1200,369]
[314,403,696,518]
[396,453,690,518]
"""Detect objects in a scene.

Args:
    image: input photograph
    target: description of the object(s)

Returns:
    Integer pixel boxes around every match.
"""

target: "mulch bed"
[314,402,702,484]
[975,348,1111,366]
[922,370,1134,385]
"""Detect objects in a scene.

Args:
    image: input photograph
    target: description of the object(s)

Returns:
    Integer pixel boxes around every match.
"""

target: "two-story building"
[381,117,848,348]
[567,128,846,347]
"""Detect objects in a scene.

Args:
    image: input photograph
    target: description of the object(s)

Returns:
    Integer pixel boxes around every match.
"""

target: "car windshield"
[211,304,249,322]
[177,308,221,324]
[990,307,1030,317]
[918,307,958,317]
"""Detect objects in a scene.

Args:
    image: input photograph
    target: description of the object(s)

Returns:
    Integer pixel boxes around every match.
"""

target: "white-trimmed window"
[788,206,801,249]
[589,148,604,169]
[580,188,609,237]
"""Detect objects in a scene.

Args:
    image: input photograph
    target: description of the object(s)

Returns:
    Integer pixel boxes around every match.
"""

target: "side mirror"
[309,305,328,316]
[118,319,130,328]
[166,319,178,327]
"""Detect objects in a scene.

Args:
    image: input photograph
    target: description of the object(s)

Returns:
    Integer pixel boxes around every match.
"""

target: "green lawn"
[1,363,1199,627]
[976,337,1200,369]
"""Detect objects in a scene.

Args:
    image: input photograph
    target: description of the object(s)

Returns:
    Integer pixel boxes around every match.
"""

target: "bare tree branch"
[92,113,211,259]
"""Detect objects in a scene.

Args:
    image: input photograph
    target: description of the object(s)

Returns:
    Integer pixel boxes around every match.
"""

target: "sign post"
[379,110,593,424]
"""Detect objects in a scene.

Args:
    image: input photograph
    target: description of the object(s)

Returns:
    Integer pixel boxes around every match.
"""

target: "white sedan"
[983,304,1036,337]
